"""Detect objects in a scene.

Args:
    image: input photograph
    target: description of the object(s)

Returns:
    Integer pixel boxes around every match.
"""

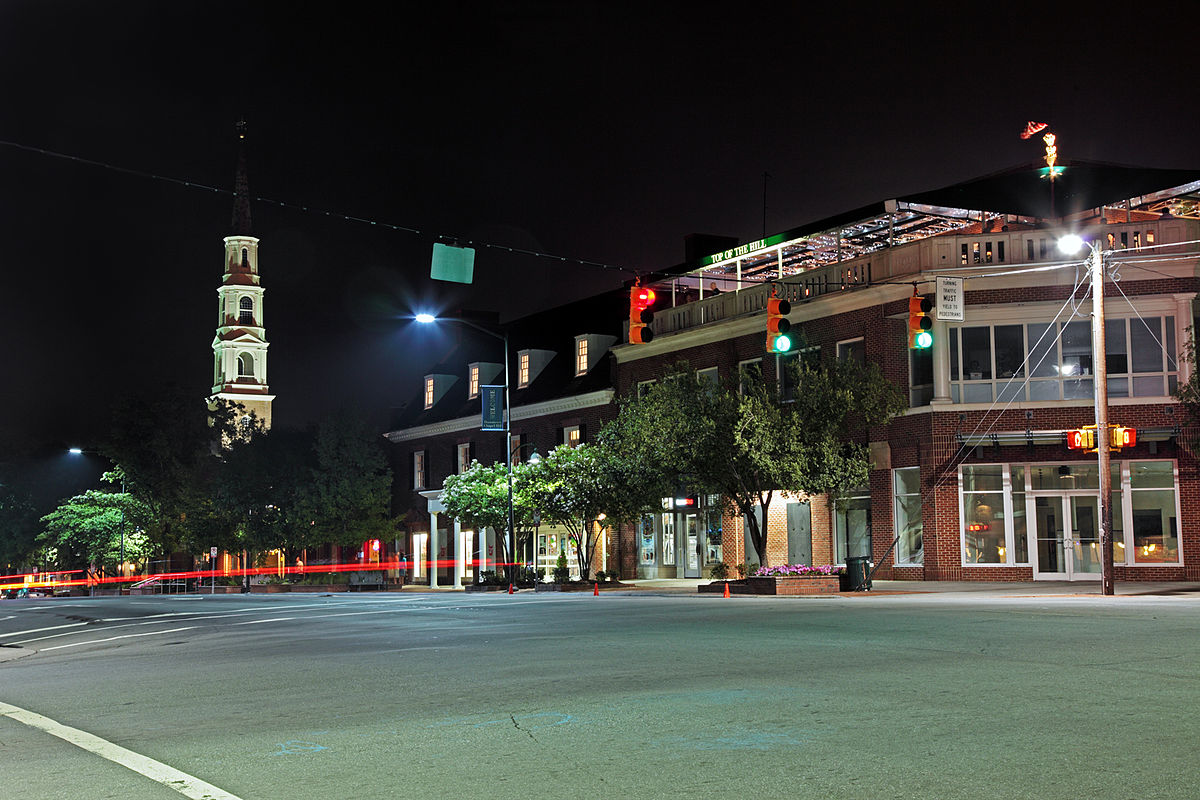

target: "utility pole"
[1090,244,1115,596]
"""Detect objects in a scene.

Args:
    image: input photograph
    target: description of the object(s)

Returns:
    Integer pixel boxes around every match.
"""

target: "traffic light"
[1065,428,1096,451]
[908,294,933,349]
[629,283,656,344]
[766,289,792,353]
[1110,426,1137,450]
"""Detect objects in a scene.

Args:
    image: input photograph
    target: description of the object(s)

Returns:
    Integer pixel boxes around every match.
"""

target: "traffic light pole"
[1090,244,1115,596]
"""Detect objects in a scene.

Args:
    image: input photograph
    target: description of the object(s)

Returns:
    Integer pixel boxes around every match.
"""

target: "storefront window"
[639,515,655,565]
[704,497,723,564]
[1130,461,1179,563]
[962,465,1007,564]
[1011,466,1028,563]
[661,513,675,565]
[835,489,871,562]
[893,467,922,564]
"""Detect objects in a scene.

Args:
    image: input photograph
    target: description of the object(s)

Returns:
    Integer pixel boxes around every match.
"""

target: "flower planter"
[534,581,595,592]
[699,576,842,596]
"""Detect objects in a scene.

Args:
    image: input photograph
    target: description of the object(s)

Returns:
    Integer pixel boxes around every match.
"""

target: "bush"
[478,570,509,586]
[552,549,570,584]
[709,561,730,580]
[594,570,606,582]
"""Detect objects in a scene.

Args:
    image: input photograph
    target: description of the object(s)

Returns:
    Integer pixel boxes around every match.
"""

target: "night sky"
[3,1,1199,460]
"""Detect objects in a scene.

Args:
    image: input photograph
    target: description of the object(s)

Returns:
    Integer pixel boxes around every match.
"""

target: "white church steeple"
[210,121,274,428]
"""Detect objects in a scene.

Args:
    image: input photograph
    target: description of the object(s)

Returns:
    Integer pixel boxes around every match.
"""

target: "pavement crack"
[511,714,537,742]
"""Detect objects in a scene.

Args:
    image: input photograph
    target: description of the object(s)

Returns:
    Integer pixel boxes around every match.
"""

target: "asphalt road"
[2,590,1198,799]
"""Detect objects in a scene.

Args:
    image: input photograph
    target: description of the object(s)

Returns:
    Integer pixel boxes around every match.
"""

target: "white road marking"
[38,627,198,651]
[231,617,296,625]
[0,700,244,800]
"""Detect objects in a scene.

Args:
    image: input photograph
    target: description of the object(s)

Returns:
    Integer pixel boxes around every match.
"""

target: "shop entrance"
[1031,494,1103,580]
[681,513,701,578]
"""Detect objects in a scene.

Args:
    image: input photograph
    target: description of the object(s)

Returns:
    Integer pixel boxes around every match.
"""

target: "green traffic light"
[915,330,933,349]
[773,334,792,353]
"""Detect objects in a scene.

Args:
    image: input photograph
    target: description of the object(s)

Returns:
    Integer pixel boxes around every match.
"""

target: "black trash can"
[843,556,872,592]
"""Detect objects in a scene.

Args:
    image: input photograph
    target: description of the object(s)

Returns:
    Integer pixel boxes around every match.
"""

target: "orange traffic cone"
[593,582,599,596]
[508,583,514,594]
[723,581,730,598]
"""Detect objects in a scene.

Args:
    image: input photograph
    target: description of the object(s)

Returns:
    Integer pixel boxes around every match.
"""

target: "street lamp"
[414,313,516,582]
[1057,234,1115,596]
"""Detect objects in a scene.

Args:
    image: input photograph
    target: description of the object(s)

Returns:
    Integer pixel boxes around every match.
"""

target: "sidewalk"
[615,577,1200,597]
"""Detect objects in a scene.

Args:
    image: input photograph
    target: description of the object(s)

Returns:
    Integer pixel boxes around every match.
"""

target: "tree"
[606,359,906,567]
[305,411,395,548]
[440,459,537,580]
[0,480,39,572]
[37,470,153,574]
[525,443,629,580]
[105,385,244,557]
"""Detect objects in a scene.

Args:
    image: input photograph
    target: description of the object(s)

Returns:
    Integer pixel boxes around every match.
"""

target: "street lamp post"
[1058,235,1115,596]
[414,314,515,582]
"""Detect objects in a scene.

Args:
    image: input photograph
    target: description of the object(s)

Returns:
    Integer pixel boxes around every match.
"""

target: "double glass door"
[1032,494,1103,580]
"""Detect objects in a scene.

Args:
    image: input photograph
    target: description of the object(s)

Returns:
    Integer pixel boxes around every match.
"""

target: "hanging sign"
[936,276,964,321]
[481,385,504,431]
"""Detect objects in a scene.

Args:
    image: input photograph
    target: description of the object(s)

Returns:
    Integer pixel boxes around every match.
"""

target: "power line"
[0,138,639,277]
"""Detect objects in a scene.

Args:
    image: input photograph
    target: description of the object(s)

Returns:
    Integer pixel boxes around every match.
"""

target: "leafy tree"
[214,427,318,575]
[306,411,395,547]
[37,470,153,573]
[606,359,905,567]
[105,385,244,557]
[0,480,39,571]
[525,443,624,580]
[440,458,537,580]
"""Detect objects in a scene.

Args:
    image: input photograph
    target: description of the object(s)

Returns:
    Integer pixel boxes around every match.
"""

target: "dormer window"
[424,377,435,409]
[422,373,458,409]
[573,334,616,376]
[576,338,589,376]
[239,296,254,325]
[518,353,531,387]
[468,365,480,399]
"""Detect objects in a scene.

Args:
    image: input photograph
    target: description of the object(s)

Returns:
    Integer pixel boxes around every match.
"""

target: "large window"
[1128,461,1179,563]
[893,468,922,564]
[238,296,254,325]
[960,460,1180,568]
[413,451,426,490]
[949,316,1176,403]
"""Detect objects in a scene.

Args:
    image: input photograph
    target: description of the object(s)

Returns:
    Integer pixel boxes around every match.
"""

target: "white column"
[931,317,952,404]
[453,519,463,588]
[429,511,439,589]
[1175,294,1194,385]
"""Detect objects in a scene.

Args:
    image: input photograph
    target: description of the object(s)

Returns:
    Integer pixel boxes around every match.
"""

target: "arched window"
[241,248,249,268]
[239,296,254,325]
[238,352,255,378]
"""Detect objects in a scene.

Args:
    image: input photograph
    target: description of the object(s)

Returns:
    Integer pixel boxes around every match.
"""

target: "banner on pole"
[481,385,504,430]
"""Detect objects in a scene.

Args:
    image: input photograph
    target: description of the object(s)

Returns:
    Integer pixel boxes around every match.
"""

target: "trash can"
[843,556,872,592]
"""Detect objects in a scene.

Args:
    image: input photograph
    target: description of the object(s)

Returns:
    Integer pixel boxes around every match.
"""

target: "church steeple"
[231,119,252,236]
[210,121,274,429]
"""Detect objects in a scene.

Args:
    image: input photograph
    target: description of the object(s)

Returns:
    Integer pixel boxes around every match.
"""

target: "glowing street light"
[413,312,516,585]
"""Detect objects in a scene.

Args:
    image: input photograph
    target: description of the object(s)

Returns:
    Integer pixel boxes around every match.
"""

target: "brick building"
[617,161,1200,584]
[384,293,626,586]
[386,160,1200,587]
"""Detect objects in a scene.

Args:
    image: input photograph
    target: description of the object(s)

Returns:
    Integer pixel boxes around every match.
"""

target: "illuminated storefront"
[637,495,723,579]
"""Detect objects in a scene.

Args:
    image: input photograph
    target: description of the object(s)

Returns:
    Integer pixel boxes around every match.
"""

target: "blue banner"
[481,385,504,430]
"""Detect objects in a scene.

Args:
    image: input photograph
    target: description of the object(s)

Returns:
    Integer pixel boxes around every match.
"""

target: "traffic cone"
[723,581,730,598]
[593,582,599,596]
[508,583,514,594]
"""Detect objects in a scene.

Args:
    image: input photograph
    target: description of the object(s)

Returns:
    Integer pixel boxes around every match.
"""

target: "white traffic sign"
[936,276,963,321]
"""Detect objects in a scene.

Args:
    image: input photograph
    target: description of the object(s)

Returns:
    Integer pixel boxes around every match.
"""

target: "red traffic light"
[1065,428,1096,450]
[1111,426,1137,450]
[629,283,656,344]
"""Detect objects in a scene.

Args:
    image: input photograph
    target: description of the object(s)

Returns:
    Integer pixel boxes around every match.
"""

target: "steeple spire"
[231,119,252,236]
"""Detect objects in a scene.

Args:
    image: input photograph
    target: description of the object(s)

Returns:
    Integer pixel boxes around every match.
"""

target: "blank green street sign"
[431,242,475,284]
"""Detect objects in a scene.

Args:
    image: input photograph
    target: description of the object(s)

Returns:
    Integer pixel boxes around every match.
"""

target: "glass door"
[1032,495,1102,580]
[683,514,701,578]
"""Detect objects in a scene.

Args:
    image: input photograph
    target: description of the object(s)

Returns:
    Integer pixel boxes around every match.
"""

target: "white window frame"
[836,337,865,364]
[563,425,581,448]
[468,365,480,399]
[575,338,589,376]
[518,353,531,388]
[456,443,472,474]
[413,450,426,490]
[892,467,922,565]
[697,366,719,388]
[737,358,762,396]
[423,377,435,409]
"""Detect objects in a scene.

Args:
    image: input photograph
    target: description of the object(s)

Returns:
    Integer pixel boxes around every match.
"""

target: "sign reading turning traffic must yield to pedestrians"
[936,276,963,321]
